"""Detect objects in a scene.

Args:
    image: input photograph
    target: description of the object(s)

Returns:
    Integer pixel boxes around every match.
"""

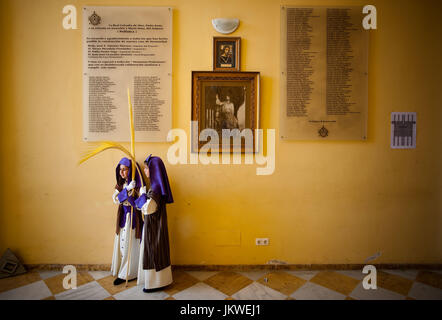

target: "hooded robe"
[110,157,143,281]
[135,155,173,289]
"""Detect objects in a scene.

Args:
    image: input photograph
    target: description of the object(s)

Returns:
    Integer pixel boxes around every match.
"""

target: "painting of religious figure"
[191,71,260,153]
[213,37,241,71]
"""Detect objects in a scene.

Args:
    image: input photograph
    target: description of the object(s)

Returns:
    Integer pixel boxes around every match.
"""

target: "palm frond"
[78,141,145,187]
[127,88,136,180]
[78,89,144,188]
[78,141,133,165]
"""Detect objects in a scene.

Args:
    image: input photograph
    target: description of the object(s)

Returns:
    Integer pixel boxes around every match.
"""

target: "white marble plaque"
[83,6,172,142]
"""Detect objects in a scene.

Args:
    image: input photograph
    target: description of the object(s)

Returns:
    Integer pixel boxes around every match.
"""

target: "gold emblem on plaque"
[318,125,329,138]
[89,11,101,26]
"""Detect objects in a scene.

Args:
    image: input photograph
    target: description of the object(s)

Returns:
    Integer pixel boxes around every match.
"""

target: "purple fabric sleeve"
[117,188,128,203]
[135,194,148,210]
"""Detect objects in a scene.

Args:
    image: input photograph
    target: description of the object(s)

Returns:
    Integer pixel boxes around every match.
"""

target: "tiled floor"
[0,269,441,300]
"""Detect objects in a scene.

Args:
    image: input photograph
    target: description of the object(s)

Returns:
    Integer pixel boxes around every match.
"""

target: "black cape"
[143,188,171,271]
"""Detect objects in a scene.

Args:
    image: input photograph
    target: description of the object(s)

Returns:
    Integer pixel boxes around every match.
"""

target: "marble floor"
[0,268,441,300]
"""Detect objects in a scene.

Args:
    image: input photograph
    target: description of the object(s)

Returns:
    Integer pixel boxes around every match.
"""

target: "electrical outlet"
[255,238,269,246]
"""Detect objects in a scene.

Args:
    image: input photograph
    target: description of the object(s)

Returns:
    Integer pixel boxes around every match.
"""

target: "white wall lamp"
[211,18,240,34]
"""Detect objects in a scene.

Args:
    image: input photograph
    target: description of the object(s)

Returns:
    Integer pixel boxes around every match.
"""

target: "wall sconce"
[211,18,240,34]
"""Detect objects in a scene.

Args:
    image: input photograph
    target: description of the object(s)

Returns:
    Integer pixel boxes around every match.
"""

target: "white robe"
[110,184,141,280]
[137,197,173,289]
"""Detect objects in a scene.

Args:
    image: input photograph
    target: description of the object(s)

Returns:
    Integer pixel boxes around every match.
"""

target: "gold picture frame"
[191,71,260,153]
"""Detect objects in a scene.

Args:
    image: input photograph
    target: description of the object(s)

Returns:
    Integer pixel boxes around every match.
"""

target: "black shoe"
[142,283,171,293]
[113,278,125,286]
[113,277,137,285]
[143,287,162,293]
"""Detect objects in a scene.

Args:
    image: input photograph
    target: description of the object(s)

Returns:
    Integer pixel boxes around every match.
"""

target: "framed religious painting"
[191,71,260,153]
[213,37,241,71]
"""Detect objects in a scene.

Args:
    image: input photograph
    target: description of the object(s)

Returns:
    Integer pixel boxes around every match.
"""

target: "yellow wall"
[0,0,440,265]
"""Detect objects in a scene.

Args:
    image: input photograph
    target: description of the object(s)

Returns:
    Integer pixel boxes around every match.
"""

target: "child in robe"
[135,155,173,292]
[110,157,143,285]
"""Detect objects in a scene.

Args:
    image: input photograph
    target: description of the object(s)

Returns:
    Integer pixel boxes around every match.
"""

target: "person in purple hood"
[110,157,143,286]
[135,155,173,293]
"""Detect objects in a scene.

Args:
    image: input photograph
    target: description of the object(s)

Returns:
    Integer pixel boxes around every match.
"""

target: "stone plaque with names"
[83,6,172,142]
[281,6,368,140]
